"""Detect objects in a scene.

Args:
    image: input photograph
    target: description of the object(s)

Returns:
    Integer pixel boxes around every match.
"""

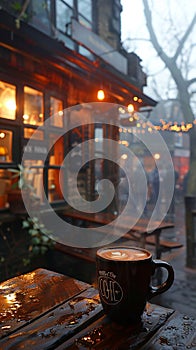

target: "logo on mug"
[98,276,123,305]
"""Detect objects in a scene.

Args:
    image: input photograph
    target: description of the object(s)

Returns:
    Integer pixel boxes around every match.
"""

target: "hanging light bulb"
[97,89,105,101]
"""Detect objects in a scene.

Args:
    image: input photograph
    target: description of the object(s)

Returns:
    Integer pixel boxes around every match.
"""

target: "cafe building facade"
[0,0,156,211]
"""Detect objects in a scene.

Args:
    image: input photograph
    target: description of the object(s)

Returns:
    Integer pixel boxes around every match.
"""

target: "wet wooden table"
[0,268,195,349]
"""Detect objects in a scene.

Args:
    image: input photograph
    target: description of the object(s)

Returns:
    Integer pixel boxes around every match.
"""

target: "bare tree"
[142,0,196,195]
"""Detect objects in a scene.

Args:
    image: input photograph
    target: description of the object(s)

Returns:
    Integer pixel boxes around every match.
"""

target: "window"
[78,45,94,60]
[0,77,68,208]
[78,0,92,29]
[0,130,13,163]
[23,159,44,202]
[55,0,92,36]
[56,0,74,34]
[30,0,51,35]
[23,86,44,126]
[48,134,64,202]
[49,134,64,166]
[24,128,44,140]
[0,81,16,120]
[50,97,64,127]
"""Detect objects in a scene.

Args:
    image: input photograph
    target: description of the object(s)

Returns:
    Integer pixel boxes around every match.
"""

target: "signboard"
[71,19,127,75]
[23,140,48,159]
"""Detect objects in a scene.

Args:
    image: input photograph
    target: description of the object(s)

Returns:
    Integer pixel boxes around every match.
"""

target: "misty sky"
[121,0,196,100]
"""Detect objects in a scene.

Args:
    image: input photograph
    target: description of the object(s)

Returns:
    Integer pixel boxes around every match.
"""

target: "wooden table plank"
[0,268,89,339]
[0,287,103,350]
[140,311,196,349]
[57,303,174,350]
[1,268,195,350]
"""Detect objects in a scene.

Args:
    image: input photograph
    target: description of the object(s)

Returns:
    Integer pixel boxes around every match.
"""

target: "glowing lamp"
[154,153,160,160]
[97,89,105,101]
[0,146,8,161]
[128,104,134,113]
[0,132,6,139]
[0,146,8,155]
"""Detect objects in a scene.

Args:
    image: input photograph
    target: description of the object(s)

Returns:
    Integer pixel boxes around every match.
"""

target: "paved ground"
[149,198,196,318]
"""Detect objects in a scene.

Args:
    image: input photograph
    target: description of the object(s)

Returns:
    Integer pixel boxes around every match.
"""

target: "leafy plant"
[0,216,54,281]
[9,164,35,191]
[22,216,54,266]
[7,164,54,266]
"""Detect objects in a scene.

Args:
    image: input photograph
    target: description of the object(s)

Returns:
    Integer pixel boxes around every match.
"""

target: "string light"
[120,114,195,133]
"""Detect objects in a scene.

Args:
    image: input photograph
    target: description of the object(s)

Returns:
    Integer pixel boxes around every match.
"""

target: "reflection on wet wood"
[0,269,195,350]
[0,268,89,339]
[0,287,103,350]
[58,303,174,349]
[141,311,196,350]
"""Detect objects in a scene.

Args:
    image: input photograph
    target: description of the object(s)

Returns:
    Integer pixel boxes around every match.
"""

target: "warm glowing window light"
[5,99,16,111]
[0,82,16,120]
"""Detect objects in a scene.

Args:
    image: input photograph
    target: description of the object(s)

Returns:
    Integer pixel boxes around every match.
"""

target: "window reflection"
[0,81,16,120]
[23,86,43,126]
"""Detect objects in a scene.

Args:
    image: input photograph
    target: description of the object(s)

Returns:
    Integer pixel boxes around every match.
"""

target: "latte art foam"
[97,247,150,261]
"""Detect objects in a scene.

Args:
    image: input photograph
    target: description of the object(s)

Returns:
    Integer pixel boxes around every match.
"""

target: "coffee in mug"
[96,246,174,324]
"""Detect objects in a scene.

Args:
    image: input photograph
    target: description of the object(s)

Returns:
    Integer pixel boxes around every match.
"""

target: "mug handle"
[148,259,174,299]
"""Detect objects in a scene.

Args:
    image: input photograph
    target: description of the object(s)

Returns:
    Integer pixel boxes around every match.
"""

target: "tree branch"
[142,0,170,64]
[173,14,196,61]
[187,77,196,87]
